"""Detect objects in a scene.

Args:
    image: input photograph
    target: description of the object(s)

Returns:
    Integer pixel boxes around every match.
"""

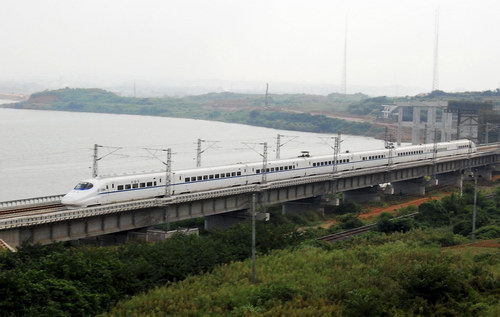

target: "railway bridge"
[0,145,499,249]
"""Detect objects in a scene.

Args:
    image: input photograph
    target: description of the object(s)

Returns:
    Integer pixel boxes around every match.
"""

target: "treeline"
[0,219,310,317]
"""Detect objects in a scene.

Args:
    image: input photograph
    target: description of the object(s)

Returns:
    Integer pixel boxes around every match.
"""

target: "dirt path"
[359,198,428,219]
[358,195,446,220]
[445,239,500,249]
[319,194,446,229]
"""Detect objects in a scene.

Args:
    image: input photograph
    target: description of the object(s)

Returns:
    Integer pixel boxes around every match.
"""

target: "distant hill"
[6,88,499,137]
[3,88,385,137]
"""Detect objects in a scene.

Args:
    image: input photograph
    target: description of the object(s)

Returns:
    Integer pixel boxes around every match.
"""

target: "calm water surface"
[0,107,385,200]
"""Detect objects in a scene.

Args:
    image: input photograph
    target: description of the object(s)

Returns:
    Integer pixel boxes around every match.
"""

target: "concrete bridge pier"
[204,210,269,231]
[435,171,463,187]
[342,186,381,203]
[390,177,426,196]
[477,166,493,181]
[281,197,326,216]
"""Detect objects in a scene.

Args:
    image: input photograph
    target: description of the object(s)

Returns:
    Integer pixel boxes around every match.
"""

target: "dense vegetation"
[103,231,499,316]
[0,218,310,317]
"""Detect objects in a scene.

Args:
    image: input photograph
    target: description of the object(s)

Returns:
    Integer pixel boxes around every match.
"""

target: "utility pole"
[275,134,298,160]
[165,148,172,197]
[251,193,257,284]
[195,139,218,168]
[432,128,438,180]
[261,142,268,184]
[485,122,490,144]
[92,144,122,178]
[196,139,203,168]
[92,144,99,178]
[472,170,478,243]
[276,134,281,159]
[333,133,341,175]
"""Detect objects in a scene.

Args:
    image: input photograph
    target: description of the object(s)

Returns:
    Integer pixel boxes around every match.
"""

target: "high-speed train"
[61,140,475,207]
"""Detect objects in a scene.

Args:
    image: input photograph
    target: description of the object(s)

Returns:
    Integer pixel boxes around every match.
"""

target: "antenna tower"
[432,7,440,91]
[265,83,269,108]
[340,18,348,95]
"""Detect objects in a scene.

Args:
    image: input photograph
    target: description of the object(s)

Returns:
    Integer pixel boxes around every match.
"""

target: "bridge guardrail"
[0,195,65,209]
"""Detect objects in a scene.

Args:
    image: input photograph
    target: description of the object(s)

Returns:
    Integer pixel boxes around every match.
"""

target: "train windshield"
[74,182,94,190]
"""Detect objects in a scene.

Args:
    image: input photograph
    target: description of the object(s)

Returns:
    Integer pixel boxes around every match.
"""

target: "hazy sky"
[1,0,499,94]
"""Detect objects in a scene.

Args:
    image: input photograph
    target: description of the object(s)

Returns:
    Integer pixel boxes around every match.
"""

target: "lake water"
[0,105,385,200]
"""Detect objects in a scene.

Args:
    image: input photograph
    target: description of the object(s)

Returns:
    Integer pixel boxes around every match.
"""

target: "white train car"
[61,140,475,207]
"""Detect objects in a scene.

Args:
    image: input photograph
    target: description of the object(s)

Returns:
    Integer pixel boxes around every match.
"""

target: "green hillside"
[3,88,384,136]
[102,233,500,316]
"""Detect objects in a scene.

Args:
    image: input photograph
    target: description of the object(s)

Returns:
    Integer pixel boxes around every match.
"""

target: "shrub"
[475,225,500,239]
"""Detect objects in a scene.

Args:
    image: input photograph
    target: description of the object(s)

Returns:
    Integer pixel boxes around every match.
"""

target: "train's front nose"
[61,181,96,207]
[61,191,81,206]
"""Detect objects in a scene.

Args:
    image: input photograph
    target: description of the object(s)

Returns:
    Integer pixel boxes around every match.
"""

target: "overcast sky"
[1,0,499,94]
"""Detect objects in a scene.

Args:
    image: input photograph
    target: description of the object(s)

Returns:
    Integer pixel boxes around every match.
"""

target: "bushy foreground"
[0,223,305,317]
[102,231,500,317]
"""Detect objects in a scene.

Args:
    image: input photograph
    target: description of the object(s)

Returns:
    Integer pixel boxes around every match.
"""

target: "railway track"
[317,212,419,243]
[0,204,66,218]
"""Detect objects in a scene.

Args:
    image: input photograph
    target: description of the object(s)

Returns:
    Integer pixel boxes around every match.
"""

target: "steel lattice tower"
[432,7,440,91]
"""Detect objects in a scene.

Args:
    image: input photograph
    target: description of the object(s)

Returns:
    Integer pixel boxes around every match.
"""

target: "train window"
[284,166,288,170]
[347,159,350,162]
[280,166,283,171]
[117,185,124,190]
[74,182,93,190]
[232,172,236,176]
[271,168,275,172]
[197,176,202,181]
[112,184,114,188]
[203,175,208,180]
[185,178,190,182]
[106,185,108,190]
[215,174,220,179]
[289,166,293,169]
[154,181,157,186]
[140,183,145,187]
[147,182,153,187]
[237,171,241,176]
[132,184,138,189]
[265,169,269,173]
[209,175,214,179]
[190,177,195,182]
[256,169,260,174]
[125,184,131,190]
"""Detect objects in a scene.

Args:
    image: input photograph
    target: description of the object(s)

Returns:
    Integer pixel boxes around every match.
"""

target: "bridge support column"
[343,187,381,203]
[477,167,493,181]
[282,201,324,216]
[435,171,463,187]
[0,228,22,249]
[204,210,269,231]
[390,178,426,196]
